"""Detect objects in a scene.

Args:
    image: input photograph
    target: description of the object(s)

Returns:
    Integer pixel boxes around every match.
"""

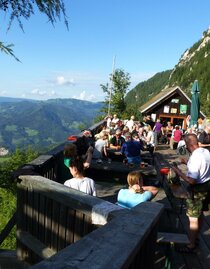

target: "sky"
[0,0,210,102]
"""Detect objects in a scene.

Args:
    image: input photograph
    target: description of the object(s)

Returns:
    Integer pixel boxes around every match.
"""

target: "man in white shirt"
[126,115,135,132]
[172,134,210,252]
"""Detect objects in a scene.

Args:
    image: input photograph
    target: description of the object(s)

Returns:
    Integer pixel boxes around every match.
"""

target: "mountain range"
[0,97,102,151]
[1,27,210,152]
[126,27,210,117]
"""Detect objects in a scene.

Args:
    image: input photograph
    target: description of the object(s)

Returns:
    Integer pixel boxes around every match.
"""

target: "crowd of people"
[62,114,210,252]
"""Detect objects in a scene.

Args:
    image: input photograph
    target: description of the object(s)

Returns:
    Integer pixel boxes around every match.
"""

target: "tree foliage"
[0,0,68,60]
[0,147,39,249]
[100,68,131,117]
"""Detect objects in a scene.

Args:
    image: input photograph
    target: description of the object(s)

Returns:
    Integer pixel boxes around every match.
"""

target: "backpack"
[177,145,186,155]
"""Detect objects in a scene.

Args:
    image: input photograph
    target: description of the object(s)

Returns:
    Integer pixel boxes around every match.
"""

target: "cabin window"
[163,105,170,113]
[171,98,179,103]
[170,108,177,113]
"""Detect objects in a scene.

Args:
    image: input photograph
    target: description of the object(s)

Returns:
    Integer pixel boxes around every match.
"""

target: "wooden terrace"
[0,121,210,268]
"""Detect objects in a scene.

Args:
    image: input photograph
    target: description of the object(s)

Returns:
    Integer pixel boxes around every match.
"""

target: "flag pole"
[108,55,116,116]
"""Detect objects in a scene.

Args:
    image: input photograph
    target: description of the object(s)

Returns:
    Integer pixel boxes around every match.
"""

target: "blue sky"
[1,0,210,102]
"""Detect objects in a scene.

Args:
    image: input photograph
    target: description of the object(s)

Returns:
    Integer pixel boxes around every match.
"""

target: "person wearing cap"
[121,132,143,164]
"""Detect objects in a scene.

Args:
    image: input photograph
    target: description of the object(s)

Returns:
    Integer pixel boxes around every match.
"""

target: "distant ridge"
[126,27,210,117]
[0,98,102,151]
[0,96,37,103]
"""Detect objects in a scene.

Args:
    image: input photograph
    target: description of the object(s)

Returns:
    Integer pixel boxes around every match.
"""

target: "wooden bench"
[157,232,190,269]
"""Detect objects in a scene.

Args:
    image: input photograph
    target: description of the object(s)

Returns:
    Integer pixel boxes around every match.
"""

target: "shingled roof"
[139,86,191,113]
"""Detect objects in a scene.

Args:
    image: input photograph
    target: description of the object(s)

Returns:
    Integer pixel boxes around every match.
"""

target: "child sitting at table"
[117,170,158,208]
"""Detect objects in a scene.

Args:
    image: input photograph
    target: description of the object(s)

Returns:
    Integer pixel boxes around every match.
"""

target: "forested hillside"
[0,98,102,151]
[126,27,210,117]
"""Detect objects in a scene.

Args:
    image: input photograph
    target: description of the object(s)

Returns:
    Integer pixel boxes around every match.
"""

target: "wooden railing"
[16,175,163,269]
[0,120,164,268]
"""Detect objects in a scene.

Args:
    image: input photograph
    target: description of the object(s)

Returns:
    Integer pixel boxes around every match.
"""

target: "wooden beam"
[0,211,16,245]
[17,230,56,259]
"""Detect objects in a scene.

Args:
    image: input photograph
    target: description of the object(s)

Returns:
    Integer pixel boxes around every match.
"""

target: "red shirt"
[173,130,182,142]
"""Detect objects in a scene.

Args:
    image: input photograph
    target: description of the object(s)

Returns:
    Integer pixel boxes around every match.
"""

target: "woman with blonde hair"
[117,170,158,208]
[144,124,156,153]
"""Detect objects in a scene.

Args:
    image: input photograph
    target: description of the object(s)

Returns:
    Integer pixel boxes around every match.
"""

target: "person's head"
[132,132,139,140]
[115,129,122,137]
[203,118,210,134]
[102,133,109,140]
[127,171,144,193]
[175,125,179,130]
[127,170,143,187]
[69,157,85,177]
[124,132,131,141]
[123,126,129,133]
[157,119,160,122]
[63,143,77,158]
[145,124,152,132]
[184,134,199,153]
[131,115,135,120]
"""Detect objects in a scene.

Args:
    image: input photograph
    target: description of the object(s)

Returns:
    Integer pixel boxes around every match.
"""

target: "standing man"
[198,119,210,151]
[172,134,210,253]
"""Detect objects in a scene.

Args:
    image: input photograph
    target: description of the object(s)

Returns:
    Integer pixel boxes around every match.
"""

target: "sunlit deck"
[1,122,210,269]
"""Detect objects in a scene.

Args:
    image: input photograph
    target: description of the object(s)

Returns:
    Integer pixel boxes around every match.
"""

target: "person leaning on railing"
[172,133,210,253]
[117,170,158,209]
[64,156,96,196]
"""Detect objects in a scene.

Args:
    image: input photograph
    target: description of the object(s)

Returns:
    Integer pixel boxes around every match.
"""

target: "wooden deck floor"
[95,144,210,269]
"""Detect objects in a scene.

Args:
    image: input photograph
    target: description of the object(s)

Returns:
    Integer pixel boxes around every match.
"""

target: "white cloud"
[56,76,75,86]
[31,88,47,96]
[0,90,7,96]
[73,91,96,101]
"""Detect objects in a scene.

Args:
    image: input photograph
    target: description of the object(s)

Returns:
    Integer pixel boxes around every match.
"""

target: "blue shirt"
[117,189,152,209]
[121,140,143,157]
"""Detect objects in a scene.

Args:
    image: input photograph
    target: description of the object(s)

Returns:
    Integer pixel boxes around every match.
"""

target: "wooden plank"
[16,185,29,261]
[157,232,190,245]
[51,200,60,251]
[65,208,75,246]
[0,211,16,245]
[29,203,163,269]
[44,197,53,249]
[38,194,46,246]
[73,211,85,243]
[18,175,103,216]
[17,230,56,259]
[57,204,67,250]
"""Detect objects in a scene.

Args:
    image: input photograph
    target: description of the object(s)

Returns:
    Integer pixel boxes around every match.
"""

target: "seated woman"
[64,157,96,196]
[93,132,109,162]
[117,170,158,209]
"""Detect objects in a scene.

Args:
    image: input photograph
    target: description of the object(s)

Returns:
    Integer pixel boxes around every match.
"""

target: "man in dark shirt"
[145,115,155,129]
[121,132,143,164]
[107,129,125,161]
[109,129,125,150]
